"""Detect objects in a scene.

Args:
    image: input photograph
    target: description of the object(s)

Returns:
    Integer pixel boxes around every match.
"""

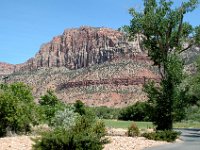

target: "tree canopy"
[128,0,200,130]
[0,82,38,136]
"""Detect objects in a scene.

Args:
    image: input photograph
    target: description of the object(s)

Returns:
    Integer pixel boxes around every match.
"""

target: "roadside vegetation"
[0,83,107,149]
[1,0,200,147]
[33,100,107,150]
[126,0,200,131]
[0,79,199,147]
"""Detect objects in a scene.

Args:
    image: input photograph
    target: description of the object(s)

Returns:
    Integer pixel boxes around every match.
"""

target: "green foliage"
[195,25,200,46]
[51,106,79,130]
[33,102,106,150]
[185,56,200,105]
[0,82,38,137]
[128,0,200,130]
[39,89,60,106]
[184,105,200,122]
[74,100,86,115]
[143,55,188,129]
[174,56,200,122]
[142,130,181,142]
[127,122,140,137]
[33,127,103,150]
[118,102,152,121]
[91,106,120,119]
[38,90,64,124]
[92,120,106,139]
[74,100,97,124]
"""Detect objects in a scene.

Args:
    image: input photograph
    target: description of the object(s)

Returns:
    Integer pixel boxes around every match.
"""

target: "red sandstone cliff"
[1,27,158,107]
[14,27,144,72]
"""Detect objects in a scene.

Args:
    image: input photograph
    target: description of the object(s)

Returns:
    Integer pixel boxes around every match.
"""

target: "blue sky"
[0,0,199,64]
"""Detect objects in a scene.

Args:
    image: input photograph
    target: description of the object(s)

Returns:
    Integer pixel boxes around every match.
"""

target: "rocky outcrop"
[0,62,15,76]
[58,77,160,90]
[14,27,144,72]
[2,26,159,107]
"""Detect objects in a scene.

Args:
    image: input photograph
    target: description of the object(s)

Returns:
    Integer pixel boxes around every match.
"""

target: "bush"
[33,100,106,150]
[127,122,140,137]
[39,89,60,106]
[74,100,96,123]
[51,107,78,130]
[92,120,106,138]
[0,83,38,137]
[184,105,200,122]
[118,102,152,121]
[142,130,181,142]
[91,106,120,119]
[33,127,103,150]
[74,100,86,115]
[38,90,65,125]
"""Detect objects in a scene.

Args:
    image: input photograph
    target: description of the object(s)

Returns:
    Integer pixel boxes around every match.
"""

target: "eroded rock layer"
[14,27,144,72]
[1,27,159,107]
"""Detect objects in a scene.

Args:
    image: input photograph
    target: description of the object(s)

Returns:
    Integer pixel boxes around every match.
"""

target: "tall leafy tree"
[128,0,200,130]
[0,82,38,136]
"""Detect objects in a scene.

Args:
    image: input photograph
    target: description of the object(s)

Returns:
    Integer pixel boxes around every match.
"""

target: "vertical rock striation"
[14,27,144,72]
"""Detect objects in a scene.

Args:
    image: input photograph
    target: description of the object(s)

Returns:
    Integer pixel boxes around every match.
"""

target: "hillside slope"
[0,27,162,107]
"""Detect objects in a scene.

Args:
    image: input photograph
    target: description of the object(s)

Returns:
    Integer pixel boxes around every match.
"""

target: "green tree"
[39,89,64,124]
[128,0,200,130]
[187,56,200,102]
[0,82,38,137]
[74,100,86,115]
[39,89,60,106]
[118,102,152,121]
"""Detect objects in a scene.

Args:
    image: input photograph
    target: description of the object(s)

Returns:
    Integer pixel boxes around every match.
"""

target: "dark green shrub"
[33,101,106,150]
[74,100,96,123]
[0,82,38,137]
[33,116,105,150]
[91,106,120,119]
[33,128,77,150]
[38,90,65,125]
[39,89,60,106]
[142,130,181,142]
[127,122,140,137]
[118,102,152,121]
[184,105,200,122]
[92,120,106,138]
[74,100,86,115]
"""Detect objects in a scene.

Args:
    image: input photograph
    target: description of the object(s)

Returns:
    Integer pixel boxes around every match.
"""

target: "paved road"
[146,128,200,150]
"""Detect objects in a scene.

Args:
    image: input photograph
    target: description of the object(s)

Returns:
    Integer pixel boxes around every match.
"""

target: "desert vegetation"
[1,0,200,149]
[0,84,108,149]
[0,79,199,149]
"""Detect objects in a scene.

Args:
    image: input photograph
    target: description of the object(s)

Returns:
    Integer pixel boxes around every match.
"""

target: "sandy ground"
[104,136,167,150]
[0,135,167,150]
[0,136,34,150]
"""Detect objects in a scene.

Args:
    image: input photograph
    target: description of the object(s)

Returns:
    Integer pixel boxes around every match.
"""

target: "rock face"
[0,62,14,76]
[1,26,159,107]
[1,26,200,107]
[14,27,143,72]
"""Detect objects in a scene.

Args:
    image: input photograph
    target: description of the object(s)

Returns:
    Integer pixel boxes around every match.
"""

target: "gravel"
[0,135,167,150]
[0,136,33,150]
[104,136,167,150]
